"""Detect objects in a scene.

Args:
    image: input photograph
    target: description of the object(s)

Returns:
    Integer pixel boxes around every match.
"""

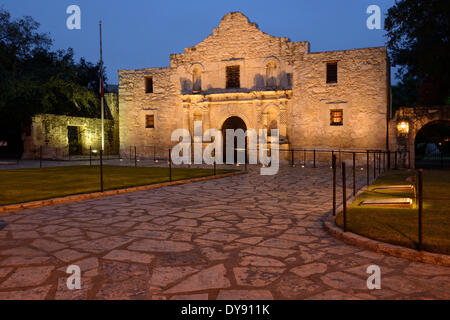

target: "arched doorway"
[415,120,450,169]
[221,116,247,164]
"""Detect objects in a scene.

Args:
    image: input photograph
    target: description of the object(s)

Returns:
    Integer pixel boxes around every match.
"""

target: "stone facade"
[119,12,390,161]
[389,106,450,168]
[23,92,119,159]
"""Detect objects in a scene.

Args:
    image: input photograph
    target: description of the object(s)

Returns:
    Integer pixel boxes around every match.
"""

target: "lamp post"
[99,21,104,152]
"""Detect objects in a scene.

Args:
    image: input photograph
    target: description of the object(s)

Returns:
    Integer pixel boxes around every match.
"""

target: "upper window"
[145,114,155,128]
[145,77,153,93]
[226,65,240,89]
[192,68,202,93]
[326,62,338,84]
[330,109,343,126]
[286,73,293,89]
[266,61,277,88]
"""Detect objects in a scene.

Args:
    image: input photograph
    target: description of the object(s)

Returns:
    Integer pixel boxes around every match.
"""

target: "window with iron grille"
[145,77,153,93]
[146,114,154,128]
[326,62,338,84]
[226,65,240,88]
[330,109,343,126]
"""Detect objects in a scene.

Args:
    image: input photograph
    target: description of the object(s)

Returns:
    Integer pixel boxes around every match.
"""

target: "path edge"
[323,186,450,267]
[0,170,247,214]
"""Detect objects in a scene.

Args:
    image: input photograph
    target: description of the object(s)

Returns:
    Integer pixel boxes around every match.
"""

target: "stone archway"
[414,120,450,169]
[391,106,450,168]
[221,116,247,164]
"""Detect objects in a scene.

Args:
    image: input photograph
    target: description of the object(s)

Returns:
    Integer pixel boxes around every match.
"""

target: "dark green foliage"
[385,0,450,106]
[0,8,105,153]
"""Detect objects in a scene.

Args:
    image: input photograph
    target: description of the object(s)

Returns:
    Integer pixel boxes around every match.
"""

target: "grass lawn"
[336,169,450,255]
[0,165,235,206]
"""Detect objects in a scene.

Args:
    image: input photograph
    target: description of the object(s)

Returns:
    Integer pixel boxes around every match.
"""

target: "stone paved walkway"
[0,167,448,300]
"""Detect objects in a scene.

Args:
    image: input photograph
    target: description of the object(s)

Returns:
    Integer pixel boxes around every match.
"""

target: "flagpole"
[99,20,104,151]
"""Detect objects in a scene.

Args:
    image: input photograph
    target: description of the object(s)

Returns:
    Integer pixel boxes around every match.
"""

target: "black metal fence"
[415,151,450,169]
[280,148,411,170]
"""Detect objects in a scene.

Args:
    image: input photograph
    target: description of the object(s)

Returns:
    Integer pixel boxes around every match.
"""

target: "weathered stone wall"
[290,47,389,150]
[118,12,389,161]
[23,113,117,159]
[105,92,120,153]
[118,67,181,154]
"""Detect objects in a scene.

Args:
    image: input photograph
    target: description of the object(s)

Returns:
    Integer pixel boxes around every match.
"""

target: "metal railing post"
[353,152,356,196]
[418,169,423,250]
[331,150,334,168]
[373,152,376,179]
[366,150,370,185]
[342,162,347,232]
[100,149,104,192]
[89,146,92,166]
[134,146,137,167]
[332,154,336,216]
[378,151,381,176]
[313,149,316,168]
[291,149,294,167]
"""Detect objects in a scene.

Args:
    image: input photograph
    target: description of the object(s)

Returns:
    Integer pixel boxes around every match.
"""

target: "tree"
[0,8,105,155]
[385,0,450,106]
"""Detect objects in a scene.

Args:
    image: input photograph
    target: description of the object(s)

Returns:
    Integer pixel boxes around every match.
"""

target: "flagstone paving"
[0,167,448,300]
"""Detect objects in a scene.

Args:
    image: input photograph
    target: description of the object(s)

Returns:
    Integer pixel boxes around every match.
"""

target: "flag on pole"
[99,76,104,97]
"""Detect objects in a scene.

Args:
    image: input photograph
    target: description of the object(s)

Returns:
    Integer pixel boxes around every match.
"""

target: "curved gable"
[170,12,302,66]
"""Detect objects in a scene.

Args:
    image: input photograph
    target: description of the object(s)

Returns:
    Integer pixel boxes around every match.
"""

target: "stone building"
[118,12,390,162]
[389,106,450,168]
[22,92,119,159]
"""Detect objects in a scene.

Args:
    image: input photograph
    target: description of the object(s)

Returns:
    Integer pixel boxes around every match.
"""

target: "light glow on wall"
[397,121,409,134]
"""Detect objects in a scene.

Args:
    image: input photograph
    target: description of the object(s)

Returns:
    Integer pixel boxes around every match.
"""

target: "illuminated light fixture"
[359,197,413,208]
[397,121,409,134]
[301,165,305,168]
[361,167,364,171]
[92,149,98,154]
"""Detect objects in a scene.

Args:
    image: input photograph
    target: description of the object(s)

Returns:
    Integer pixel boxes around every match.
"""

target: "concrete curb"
[0,170,247,214]
[323,186,450,267]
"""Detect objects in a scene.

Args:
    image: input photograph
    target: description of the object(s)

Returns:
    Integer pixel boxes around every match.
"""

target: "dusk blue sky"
[2,0,397,84]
